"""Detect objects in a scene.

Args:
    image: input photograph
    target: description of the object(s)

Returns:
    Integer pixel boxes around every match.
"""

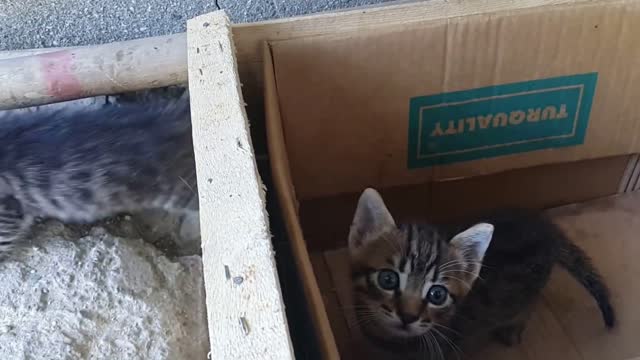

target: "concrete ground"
[0,0,395,51]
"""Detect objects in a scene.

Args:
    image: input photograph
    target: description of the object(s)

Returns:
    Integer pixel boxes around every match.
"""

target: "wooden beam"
[0,0,591,110]
[0,34,187,110]
[187,11,295,360]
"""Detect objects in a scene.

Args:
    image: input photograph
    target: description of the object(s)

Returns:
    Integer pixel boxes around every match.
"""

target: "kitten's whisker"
[340,305,372,310]
[439,261,489,272]
[348,308,376,314]
[424,333,435,360]
[346,312,378,322]
[346,314,376,323]
[178,176,195,194]
[439,259,463,268]
[444,275,473,289]
[348,317,377,329]
[432,327,464,360]
[433,322,461,336]
[439,261,480,270]
[348,313,378,322]
[350,311,378,317]
[429,331,445,360]
[418,333,427,356]
[441,269,485,281]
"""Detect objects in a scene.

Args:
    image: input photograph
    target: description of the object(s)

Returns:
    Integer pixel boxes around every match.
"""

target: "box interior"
[309,191,640,360]
[264,1,640,358]
[281,146,640,360]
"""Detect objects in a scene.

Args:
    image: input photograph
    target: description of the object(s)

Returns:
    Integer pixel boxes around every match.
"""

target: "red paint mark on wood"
[40,51,83,100]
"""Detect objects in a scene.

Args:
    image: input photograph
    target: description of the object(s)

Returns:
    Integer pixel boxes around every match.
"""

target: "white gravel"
[0,225,209,360]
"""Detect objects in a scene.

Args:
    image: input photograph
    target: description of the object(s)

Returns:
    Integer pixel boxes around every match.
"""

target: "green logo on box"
[407,73,597,168]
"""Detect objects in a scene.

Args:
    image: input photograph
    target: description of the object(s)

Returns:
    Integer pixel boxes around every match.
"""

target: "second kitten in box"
[348,188,615,358]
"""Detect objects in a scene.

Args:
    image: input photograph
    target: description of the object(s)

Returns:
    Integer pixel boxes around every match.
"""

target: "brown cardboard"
[263,1,640,359]
[544,195,640,360]
[269,0,640,200]
[237,0,604,111]
[299,155,629,252]
[264,45,340,359]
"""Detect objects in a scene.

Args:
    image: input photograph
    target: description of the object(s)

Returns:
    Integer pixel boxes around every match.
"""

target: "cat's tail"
[555,234,616,329]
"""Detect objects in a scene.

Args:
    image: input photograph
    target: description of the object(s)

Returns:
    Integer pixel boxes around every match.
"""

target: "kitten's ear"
[449,223,494,281]
[348,188,396,253]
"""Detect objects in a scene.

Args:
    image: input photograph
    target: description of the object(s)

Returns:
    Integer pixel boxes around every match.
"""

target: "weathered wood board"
[186,11,294,360]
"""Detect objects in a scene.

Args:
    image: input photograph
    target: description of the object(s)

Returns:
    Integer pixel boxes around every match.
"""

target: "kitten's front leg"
[492,321,526,347]
[491,308,532,347]
[0,195,33,256]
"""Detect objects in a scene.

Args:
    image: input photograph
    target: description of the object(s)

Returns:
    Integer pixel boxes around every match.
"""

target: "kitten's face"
[348,188,493,344]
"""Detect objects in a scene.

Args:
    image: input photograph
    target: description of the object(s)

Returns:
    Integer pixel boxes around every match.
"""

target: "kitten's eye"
[427,285,449,306]
[377,269,399,291]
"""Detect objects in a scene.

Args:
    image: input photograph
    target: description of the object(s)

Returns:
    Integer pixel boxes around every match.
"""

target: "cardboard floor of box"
[310,192,640,360]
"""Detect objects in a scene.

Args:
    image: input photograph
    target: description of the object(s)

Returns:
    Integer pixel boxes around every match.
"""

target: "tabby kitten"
[348,188,615,358]
[0,97,197,255]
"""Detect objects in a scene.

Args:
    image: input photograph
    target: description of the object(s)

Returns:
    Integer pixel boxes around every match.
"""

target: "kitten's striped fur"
[348,188,615,358]
[0,96,197,255]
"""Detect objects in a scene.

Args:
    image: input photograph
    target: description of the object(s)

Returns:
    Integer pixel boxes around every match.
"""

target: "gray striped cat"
[0,96,197,256]
[348,188,615,359]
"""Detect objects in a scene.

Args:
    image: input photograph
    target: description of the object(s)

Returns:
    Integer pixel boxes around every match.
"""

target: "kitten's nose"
[400,312,419,325]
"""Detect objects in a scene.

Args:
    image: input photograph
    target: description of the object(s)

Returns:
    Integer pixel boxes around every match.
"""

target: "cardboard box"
[264,0,640,358]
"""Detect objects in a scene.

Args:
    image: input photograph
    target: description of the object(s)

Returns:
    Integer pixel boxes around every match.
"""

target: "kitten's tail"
[555,235,616,328]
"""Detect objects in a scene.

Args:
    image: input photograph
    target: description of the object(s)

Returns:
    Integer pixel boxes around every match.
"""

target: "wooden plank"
[0,0,596,110]
[187,11,294,360]
[0,34,187,110]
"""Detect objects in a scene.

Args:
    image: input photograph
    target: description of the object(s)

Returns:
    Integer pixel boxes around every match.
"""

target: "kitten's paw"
[492,323,525,347]
[0,195,32,256]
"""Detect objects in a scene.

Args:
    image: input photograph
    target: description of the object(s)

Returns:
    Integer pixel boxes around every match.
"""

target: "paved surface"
[0,0,393,51]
